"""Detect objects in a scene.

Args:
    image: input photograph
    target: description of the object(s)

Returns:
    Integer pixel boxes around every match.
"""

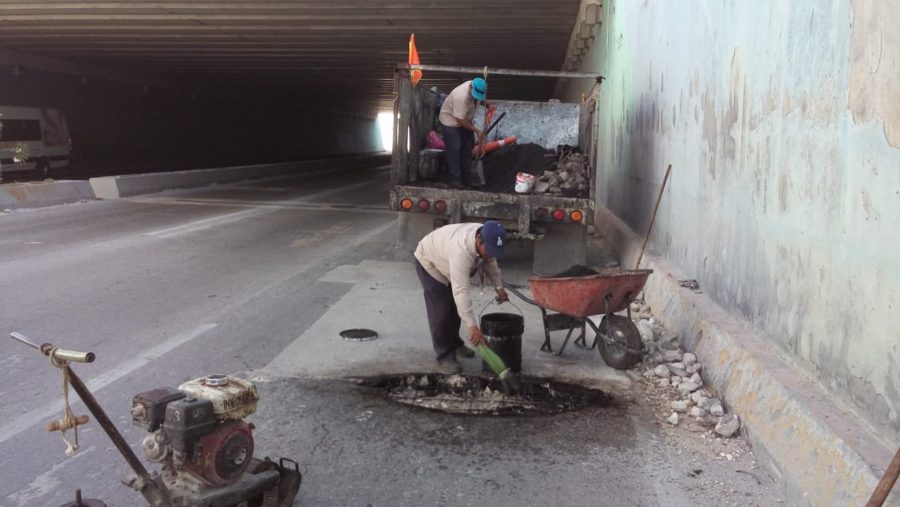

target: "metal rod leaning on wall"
[635,164,672,269]
[866,446,900,507]
[404,63,605,81]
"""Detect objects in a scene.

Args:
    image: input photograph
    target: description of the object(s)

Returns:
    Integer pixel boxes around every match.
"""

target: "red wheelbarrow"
[504,268,653,370]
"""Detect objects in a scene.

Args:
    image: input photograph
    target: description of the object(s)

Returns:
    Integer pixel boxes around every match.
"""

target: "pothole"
[355,373,615,416]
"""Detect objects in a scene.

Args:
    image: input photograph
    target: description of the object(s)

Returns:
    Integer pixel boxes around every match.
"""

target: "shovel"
[469,108,504,187]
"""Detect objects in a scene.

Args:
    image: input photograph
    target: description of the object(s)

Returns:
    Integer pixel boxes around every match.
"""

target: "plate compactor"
[11,332,302,507]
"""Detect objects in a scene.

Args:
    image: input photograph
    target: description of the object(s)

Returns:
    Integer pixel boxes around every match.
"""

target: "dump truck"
[389,64,604,273]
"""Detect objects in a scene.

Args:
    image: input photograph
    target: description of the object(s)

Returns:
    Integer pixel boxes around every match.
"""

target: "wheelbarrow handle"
[501,282,539,307]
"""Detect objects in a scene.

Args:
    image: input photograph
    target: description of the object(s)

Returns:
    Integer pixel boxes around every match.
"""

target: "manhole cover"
[355,373,614,416]
[339,328,378,341]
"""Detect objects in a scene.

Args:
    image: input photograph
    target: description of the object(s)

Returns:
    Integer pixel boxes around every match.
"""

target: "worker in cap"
[438,77,489,189]
[414,221,509,373]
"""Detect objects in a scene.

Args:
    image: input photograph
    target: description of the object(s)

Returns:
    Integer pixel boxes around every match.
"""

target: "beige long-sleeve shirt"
[438,81,476,128]
[414,223,503,330]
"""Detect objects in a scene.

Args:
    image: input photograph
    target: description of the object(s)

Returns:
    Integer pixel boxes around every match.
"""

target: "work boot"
[456,346,476,359]
[437,357,463,374]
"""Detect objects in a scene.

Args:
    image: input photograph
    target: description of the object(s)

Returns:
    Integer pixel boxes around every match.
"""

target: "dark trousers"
[415,260,465,361]
[441,124,474,183]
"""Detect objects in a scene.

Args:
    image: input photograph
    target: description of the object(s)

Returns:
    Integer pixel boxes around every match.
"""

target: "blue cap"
[481,220,507,259]
[471,77,487,101]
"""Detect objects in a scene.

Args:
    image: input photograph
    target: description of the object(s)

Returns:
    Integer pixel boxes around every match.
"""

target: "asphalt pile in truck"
[481,143,590,197]
[482,143,556,192]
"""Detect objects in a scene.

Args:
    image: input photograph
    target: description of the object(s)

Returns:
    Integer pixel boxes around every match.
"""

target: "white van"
[0,106,71,177]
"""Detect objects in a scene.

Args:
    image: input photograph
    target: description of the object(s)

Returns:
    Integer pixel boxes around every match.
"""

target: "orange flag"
[409,33,422,86]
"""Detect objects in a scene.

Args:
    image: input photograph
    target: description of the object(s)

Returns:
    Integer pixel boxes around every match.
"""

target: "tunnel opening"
[354,373,615,416]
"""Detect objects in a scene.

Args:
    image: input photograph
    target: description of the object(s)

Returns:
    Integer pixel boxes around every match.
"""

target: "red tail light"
[552,209,565,221]
[434,200,447,214]
[417,199,430,212]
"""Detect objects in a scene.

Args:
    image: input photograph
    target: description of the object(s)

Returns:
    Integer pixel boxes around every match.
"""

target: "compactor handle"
[9,332,95,363]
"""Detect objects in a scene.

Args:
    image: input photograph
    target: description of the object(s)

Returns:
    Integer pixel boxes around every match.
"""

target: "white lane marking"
[0,323,217,446]
[139,176,384,239]
[144,208,266,238]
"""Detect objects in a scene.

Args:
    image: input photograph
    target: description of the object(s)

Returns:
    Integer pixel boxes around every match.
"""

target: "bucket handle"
[479,298,524,318]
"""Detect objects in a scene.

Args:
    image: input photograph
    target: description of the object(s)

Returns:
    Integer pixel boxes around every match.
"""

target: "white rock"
[669,361,685,369]
[666,363,688,378]
[662,350,683,362]
[642,369,657,378]
[689,406,705,418]
[682,352,697,366]
[677,381,701,395]
[637,320,654,343]
[654,365,670,378]
[687,363,702,374]
[670,376,681,385]
[690,391,708,405]
[700,397,720,410]
[709,403,725,417]
[725,453,734,461]
[657,378,670,387]
[715,414,741,438]
[670,400,690,413]
[689,372,702,385]
[667,413,679,425]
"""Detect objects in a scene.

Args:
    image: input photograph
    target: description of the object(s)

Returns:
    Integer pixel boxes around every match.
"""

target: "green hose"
[476,343,521,394]
[476,343,507,376]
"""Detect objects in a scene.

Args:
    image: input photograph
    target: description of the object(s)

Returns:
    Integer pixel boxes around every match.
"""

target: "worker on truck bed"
[414,221,510,373]
[439,77,490,189]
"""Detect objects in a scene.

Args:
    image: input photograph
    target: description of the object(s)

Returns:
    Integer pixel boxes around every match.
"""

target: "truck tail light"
[400,198,414,210]
[434,200,447,214]
[570,210,583,222]
[417,199,430,212]
[552,209,565,221]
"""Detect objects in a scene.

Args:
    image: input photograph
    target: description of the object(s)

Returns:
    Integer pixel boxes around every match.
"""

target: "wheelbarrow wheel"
[597,315,643,370]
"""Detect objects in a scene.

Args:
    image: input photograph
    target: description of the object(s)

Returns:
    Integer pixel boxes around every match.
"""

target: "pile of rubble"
[534,151,590,196]
[630,300,742,438]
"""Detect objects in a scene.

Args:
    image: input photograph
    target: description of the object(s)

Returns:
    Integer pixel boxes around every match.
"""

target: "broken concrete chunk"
[642,369,657,379]
[682,352,697,366]
[534,181,550,193]
[689,372,702,385]
[666,363,688,378]
[709,403,725,417]
[699,397,719,410]
[667,413,679,425]
[690,391,708,405]
[637,320,654,343]
[677,381,701,395]
[689,406,705,418]
[662,350,683,363]
[715,414,741,438]
[670,400,690,413]
[654,365,670,378]
[687,363,702,374]
[657,378,671,387]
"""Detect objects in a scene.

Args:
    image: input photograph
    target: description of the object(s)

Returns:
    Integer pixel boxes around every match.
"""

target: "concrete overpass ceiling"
[0,1,582,113]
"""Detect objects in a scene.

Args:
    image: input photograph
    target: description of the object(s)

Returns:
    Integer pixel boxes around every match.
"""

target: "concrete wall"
[559,0,900,442]
[0,66,382,176]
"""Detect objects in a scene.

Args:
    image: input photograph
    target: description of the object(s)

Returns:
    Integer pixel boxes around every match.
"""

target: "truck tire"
[32,157,51,179]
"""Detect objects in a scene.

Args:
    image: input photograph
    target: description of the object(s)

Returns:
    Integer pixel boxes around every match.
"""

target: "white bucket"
[514,172,536,194]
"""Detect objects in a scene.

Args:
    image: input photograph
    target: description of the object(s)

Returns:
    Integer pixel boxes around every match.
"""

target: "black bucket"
[480,312,524,374]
